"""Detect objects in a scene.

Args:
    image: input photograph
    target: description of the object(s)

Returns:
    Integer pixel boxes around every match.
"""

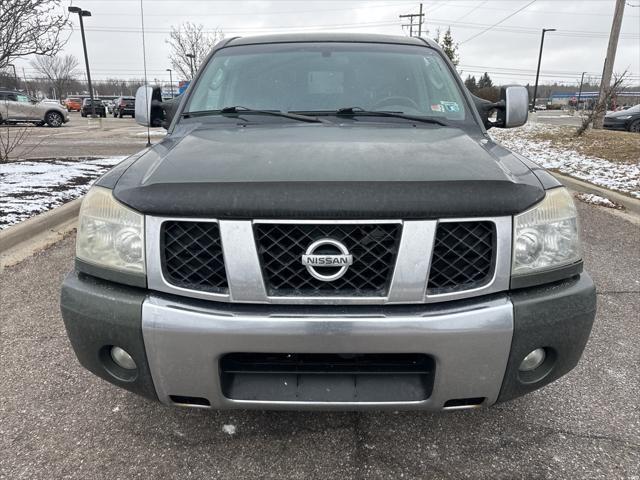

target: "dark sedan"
[603,104,640,132]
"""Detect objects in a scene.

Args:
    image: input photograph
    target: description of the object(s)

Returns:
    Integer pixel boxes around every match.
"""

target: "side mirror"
[497,85,528,128]
[472,85,528,129]
[135,86,153,126]
[135,85,165,127]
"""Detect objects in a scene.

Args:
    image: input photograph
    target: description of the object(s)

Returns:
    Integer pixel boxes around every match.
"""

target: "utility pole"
[577,72,586,112]
[7,64,18,90]
[400,4,425,38]
[593,0,625,128]
[22,67,29,95]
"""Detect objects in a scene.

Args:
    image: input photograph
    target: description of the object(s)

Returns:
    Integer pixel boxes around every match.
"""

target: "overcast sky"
[12,0,640,87]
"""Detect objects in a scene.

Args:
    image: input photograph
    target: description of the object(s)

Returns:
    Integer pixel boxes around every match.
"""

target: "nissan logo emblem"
[301,238,353,282]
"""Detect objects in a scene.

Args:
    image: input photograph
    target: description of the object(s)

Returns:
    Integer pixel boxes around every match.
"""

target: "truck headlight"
[512,187,580,276]
[76,186,145,274]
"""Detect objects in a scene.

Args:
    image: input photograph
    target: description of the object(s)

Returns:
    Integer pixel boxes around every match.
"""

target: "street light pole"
[531,28,556,112]
[186,53,195,79]
[68,6,96,118]
[7,64,19,90]
[166,68,174,97]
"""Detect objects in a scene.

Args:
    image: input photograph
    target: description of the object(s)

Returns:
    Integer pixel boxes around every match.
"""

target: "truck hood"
[113,124,545,219]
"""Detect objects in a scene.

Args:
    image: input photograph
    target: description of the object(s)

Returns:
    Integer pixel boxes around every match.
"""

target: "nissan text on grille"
[60,34,596,410]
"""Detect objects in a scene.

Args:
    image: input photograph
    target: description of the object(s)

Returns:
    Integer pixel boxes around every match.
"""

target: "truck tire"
[46,111,64,127]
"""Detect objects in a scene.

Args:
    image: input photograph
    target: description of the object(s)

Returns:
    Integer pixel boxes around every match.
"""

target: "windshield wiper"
[183,106,327,123]
[334,107,449,126]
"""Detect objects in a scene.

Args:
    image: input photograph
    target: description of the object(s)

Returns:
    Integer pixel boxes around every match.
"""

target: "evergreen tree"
[478,72,493,89]
[435,27,459,67]
[464,75,478,92]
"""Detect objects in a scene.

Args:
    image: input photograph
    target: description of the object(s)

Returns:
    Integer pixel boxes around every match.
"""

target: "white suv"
[0,90,69,127]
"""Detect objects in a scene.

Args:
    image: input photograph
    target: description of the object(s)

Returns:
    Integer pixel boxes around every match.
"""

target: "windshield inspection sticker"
[430,104,444,112]
[440,101,460,112]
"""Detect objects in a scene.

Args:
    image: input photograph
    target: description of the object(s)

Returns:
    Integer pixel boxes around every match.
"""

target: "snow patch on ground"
[135,130,166,137]
[0,156,126,230]
[222,424,236,435]
[575,193,624,209]
[491,123,640,199]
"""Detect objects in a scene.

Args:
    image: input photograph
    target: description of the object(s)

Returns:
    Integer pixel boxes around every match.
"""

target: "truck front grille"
[255,223,402,296]
[155,219,500,302]
[162,221,228,293]
[427,221,495,294]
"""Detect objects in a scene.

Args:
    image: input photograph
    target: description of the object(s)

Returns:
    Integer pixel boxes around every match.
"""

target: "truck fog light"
[519,348,546,372]
[110,346,137,370]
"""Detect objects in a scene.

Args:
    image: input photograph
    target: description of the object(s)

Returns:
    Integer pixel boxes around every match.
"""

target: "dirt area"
[520,125,639,165]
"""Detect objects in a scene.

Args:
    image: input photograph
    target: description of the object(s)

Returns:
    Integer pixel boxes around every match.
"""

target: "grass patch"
[527,126,639,164]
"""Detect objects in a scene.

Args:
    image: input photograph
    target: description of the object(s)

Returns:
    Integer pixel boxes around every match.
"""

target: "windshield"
[186,42,469,122]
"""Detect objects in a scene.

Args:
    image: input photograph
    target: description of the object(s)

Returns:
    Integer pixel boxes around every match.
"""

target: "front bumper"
[603,118,628,131]
[61,271,596,410]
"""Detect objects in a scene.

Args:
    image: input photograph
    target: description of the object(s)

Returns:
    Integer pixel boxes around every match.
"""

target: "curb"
[0,198,82,253]
[551,172,640,216]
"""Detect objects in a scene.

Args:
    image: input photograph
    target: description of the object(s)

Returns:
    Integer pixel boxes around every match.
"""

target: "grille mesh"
[162,221,228,293]
[427,221,495,294]
[159,220,496,299]
[255,223,401,296]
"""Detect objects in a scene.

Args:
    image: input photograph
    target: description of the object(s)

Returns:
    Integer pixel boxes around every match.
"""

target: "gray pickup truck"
[61,34,596,411]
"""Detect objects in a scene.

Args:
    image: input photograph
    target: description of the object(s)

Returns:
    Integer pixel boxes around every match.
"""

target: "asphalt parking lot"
[11,112,163,159]
[1,200,638,479]
[530,111,584,127]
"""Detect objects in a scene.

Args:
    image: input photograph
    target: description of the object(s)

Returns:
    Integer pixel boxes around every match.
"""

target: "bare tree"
[30,55,79,99]
[166,23,224,80]
[0,125,30,163]
[576,70,628,136]
[0,0,71,69]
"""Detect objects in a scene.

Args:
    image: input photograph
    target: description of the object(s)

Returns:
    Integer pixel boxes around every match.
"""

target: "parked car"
[61,34,596,411]
[603,104,640,132]
[103,99,116,115]
[80,98,106,117]
[0,90,69,127]
[65,97,82,112]
[113,96,135,118]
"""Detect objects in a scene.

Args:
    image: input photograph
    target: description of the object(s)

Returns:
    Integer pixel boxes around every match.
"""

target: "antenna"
[140,0,151,148]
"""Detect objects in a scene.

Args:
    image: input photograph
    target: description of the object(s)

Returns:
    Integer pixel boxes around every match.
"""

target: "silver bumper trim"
[142,294,514,410]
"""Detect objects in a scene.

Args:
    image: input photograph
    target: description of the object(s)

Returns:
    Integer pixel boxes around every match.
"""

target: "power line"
[88,2,415,16]
[57,18,639,40]
[455,1,487,21]
[460,0,538,44]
